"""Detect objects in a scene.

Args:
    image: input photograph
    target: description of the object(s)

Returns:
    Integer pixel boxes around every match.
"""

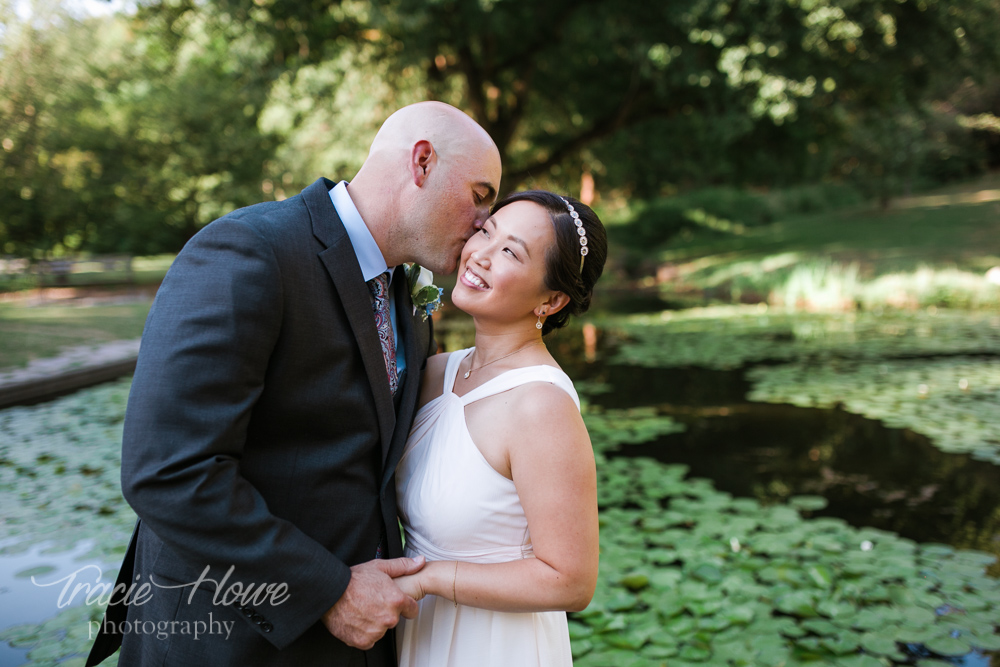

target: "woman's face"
[451,200,558,326]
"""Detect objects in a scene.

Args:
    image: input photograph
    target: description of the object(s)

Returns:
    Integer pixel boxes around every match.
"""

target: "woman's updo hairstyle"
[491,190,607,335]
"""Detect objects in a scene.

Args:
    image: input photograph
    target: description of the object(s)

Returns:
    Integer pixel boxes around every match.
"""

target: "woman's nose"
[470,248,489,267]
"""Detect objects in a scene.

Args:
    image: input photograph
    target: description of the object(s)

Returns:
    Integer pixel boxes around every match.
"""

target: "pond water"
[528,317,1000,566]
[2,307,998,666]
[0,540,114,667]
[588,363,1000,571]
[538,322,1000,665]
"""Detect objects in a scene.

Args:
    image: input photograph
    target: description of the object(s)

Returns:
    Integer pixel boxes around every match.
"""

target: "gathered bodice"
[395,347,580,564]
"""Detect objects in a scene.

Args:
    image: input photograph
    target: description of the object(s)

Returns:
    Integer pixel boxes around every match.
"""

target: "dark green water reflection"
[595,364,1000,567]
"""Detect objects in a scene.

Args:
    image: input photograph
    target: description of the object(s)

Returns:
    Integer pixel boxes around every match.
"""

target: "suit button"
[261,621,273,633]
[251,612,265,624]
[240,607,254,618]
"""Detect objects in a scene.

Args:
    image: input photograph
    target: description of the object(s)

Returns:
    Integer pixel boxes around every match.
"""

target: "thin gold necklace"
[463,340,545,379]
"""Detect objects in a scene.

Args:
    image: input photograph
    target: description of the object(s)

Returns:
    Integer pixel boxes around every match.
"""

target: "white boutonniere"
[406,263,443,321]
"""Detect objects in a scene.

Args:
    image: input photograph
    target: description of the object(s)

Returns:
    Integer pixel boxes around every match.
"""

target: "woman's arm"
[396,382,599,612]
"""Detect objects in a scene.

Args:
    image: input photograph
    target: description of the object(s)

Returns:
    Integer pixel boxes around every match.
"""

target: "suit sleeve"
[120,217,351,649]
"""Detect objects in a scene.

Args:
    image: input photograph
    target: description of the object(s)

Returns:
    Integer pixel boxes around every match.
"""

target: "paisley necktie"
[367,272,399,395]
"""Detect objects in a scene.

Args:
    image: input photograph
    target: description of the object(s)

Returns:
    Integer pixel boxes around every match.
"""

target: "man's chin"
[411,248,462,275]
[433,256,461,276]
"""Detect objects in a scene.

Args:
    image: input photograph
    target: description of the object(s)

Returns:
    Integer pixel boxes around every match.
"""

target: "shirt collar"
[329,180,391,283]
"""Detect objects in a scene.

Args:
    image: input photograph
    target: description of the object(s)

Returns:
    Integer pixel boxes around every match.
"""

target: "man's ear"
[410,140,436,186]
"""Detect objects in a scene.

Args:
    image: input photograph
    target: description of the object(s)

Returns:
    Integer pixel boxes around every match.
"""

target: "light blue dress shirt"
[329,181,406,376]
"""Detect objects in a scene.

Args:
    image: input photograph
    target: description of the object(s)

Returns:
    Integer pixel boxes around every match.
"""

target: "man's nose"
[474,206,491,229]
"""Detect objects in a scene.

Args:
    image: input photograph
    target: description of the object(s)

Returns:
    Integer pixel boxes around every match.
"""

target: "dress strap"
[443,347,474,394]
[458,363,580,410]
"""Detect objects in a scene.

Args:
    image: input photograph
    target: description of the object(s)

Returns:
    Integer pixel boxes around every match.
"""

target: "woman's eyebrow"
[506,233,530,257]
[490,217,530,257]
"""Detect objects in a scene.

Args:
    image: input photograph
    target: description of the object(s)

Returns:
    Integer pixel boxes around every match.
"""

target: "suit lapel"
[305,178,396,456]
[382,266,429,477]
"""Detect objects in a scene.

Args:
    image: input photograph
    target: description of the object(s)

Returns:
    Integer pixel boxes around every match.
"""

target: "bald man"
[86,102,502,666]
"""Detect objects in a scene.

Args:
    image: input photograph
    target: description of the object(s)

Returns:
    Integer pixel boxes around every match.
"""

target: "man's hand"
[392,572,426,602]
[322,556,426,650]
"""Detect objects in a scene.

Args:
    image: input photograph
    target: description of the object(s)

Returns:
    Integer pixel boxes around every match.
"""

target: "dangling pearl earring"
[536,310,545,330]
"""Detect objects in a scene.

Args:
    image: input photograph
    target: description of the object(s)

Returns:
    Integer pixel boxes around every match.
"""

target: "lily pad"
[924,635,972,657]
[789,495,829,512]
[747,356,1000,463]
[820,635,861,655]
[620,571,650,591]
[968,632,1000,651]
[859,632,900,656]
[837,656,887,667]
[14,565,57,579]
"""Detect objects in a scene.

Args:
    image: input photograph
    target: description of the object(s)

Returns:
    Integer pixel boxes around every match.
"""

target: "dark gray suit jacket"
[86,178,433,666]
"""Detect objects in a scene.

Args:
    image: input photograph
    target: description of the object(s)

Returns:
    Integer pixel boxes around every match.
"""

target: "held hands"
[322,556,426,650]
[392,570,428,602]
[394,560,448,603]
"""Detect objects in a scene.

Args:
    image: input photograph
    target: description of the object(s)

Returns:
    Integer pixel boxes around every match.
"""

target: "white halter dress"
[395,347,579,667]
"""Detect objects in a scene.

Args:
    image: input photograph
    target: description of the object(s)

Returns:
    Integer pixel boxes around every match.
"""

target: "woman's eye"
[504,247,517,259]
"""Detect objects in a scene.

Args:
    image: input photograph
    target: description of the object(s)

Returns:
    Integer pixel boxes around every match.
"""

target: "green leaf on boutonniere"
[413,284,441,306]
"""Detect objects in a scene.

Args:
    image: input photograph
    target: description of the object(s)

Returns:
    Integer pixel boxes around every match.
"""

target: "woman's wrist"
[423,560,451,599]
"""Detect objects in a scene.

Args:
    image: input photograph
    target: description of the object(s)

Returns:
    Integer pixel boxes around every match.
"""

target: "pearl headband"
[560,197,588,273]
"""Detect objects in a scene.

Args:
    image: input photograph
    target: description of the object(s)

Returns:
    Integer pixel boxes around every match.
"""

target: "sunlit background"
[1,0,999,665]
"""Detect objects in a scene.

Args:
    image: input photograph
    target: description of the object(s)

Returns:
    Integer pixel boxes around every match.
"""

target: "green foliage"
[258,44,426,196]
[4,0,1000,255]
[0,378,137,560]
[856,266,1000,310]
[0,380,134,665]
[638,186,1000,308]
[748,357,1000,464]
[762,262,1000,311]
[613,184,864,249]
[0,0,277,256]
[611,307,1000,464]
[614,189,768,250]
[2,360,999,664]
[612,307,1000,370]
[583,406,687,456]
[0,604,116,667]
[0,301,151,370]
[575,402,1000,666]
[0,3,109,256]
[216,0,1000,197]
[770,261,863,311]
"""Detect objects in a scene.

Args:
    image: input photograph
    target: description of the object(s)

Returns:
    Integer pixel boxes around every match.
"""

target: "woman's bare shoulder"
[476,378,585,444]
[510,379,583,427]
[417,352,453,409]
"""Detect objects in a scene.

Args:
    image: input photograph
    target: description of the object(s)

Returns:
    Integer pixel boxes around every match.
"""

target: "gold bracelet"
[452,561,459,608]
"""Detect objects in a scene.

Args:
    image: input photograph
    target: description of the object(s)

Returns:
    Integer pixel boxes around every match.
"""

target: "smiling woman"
[392,190,608,667]
[453,190,607,336]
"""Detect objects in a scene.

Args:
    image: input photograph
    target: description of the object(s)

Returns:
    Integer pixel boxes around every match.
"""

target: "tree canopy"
[1,0,998,256]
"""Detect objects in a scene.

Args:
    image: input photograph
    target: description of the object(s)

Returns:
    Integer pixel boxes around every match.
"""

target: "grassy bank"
[615,175,1000,310]
[0,255,174,294]
[0,302,151,371]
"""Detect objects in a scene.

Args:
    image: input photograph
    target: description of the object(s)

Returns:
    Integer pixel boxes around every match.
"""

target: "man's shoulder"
[212,178,336,243]
[224,194,307,229]
[188,194,311,247]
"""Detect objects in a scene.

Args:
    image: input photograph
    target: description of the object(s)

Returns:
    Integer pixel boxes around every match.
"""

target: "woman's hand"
[393,571,427,601]
[392,560,450,603]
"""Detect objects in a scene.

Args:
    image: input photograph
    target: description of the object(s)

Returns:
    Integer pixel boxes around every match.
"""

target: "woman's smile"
[460,267,491,290]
